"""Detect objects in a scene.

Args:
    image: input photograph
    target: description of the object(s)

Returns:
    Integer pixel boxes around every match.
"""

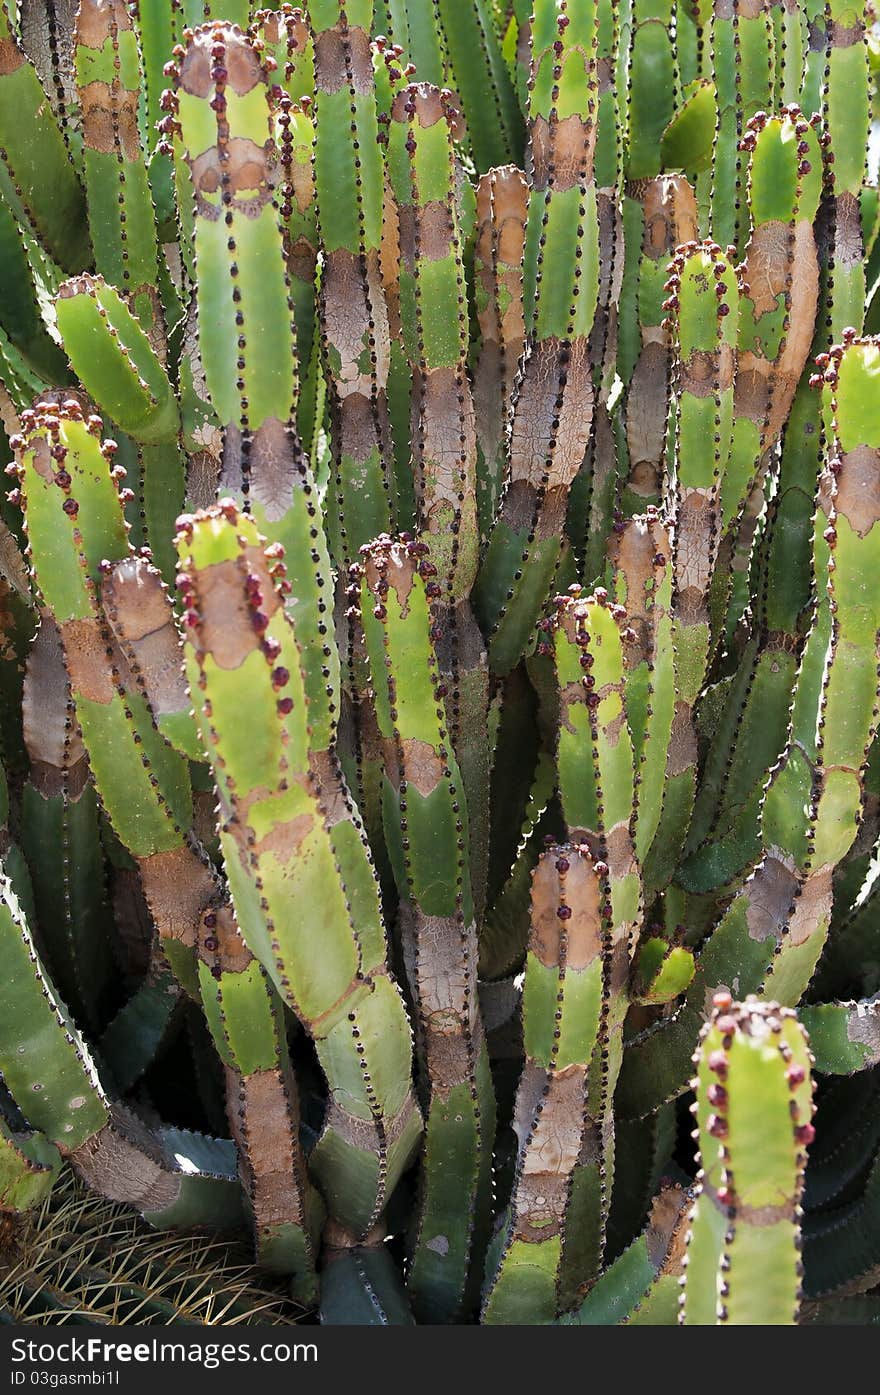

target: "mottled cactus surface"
[0,0,879,1329]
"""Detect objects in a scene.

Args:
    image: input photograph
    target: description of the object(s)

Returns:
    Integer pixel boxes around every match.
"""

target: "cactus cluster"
[0,0,879,1327]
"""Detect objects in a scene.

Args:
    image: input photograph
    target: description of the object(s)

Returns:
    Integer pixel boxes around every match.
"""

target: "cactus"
[0,0,878,1328]
[681,993,814,1324]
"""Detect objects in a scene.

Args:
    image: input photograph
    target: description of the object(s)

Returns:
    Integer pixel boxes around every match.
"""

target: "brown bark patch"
[745,854,799,944]
[665,703,697,777]
[189,137,275,220]
[138,842,217,948]
[641,174,698,259]
[530,847,602,970]
[530,113,596,191]
[313,24,372,96]
[80,84,139,160]
[509,338,594,491]
[322,248,391,395]
[70,1105,181,1211]
[227,1066,306,1227]
[60,616,117,705]
[180,24,262,99]
[24,613,86,774]
[787,866,833,947]
[511,1064,588,1241]
[102,557,190,720]
[680,343,734,397]
[627,340,669,480]
[191,550,279,670]
[834,444,880,537]
[645,1183,691,1275]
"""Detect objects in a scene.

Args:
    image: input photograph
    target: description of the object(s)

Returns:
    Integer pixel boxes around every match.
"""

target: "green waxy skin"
[681,995,813,1325]
[74,0,168,342]
[624,1,675,183]
[0,196,68,385]
[681,108,834,901]
[320,1227,416,1325]
[19,394,319,1279]
[799,995,880,1075]
[474,3,601,676]
[0,1114,61,1215]
[0,869,108,1149]
[482,845,604,1324]
[432,0,521,172]
[698,0,776,256]
[715,107,822,649]
[0,4,91,273]
[20,612,114,1036]
[177,506,422,1239]
[260,15,319,446]
[358,536,493,1322]
[561,1183,691,1325]
[820,0,869,331]
[54,276,180,445]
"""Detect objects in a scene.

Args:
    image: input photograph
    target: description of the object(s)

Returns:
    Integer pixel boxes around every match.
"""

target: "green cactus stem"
[562,1182,691,1325]
[640,238,740,892]
[192,900,322,1294]
[0,3,91,272]
[357,534,494,1321]
[386,82,490,922]
[798,995,880,1075]
[474,1,601,675]
[698,0,776,256]
[716,106,823,645]
[619,176,698,516]
[547,586,642,1294]
[472,164,528,539]
[607,510,676,871]
[15,395,215,981]
[0,1112,61,1217]
[619,336,880,1120]
[311,1,395,566]
[319,1220,415,1325]
[681,993,813,1325]
[0,868,238,1231]
[20,611,114,1034]
[482,843,605,1323]
[74,0,168,345]
[168,20,338,739]
[176,503,422,1238]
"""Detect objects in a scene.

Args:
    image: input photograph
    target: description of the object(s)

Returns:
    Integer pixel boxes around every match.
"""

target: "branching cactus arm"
[474,1,600,676]
[176,504,422,1238]
[681,994,813,1325]
[357,534,494,1322]
[482,843,604,1324]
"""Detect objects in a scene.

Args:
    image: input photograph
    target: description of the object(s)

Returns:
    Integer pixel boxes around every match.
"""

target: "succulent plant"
[0,0,879,1328]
